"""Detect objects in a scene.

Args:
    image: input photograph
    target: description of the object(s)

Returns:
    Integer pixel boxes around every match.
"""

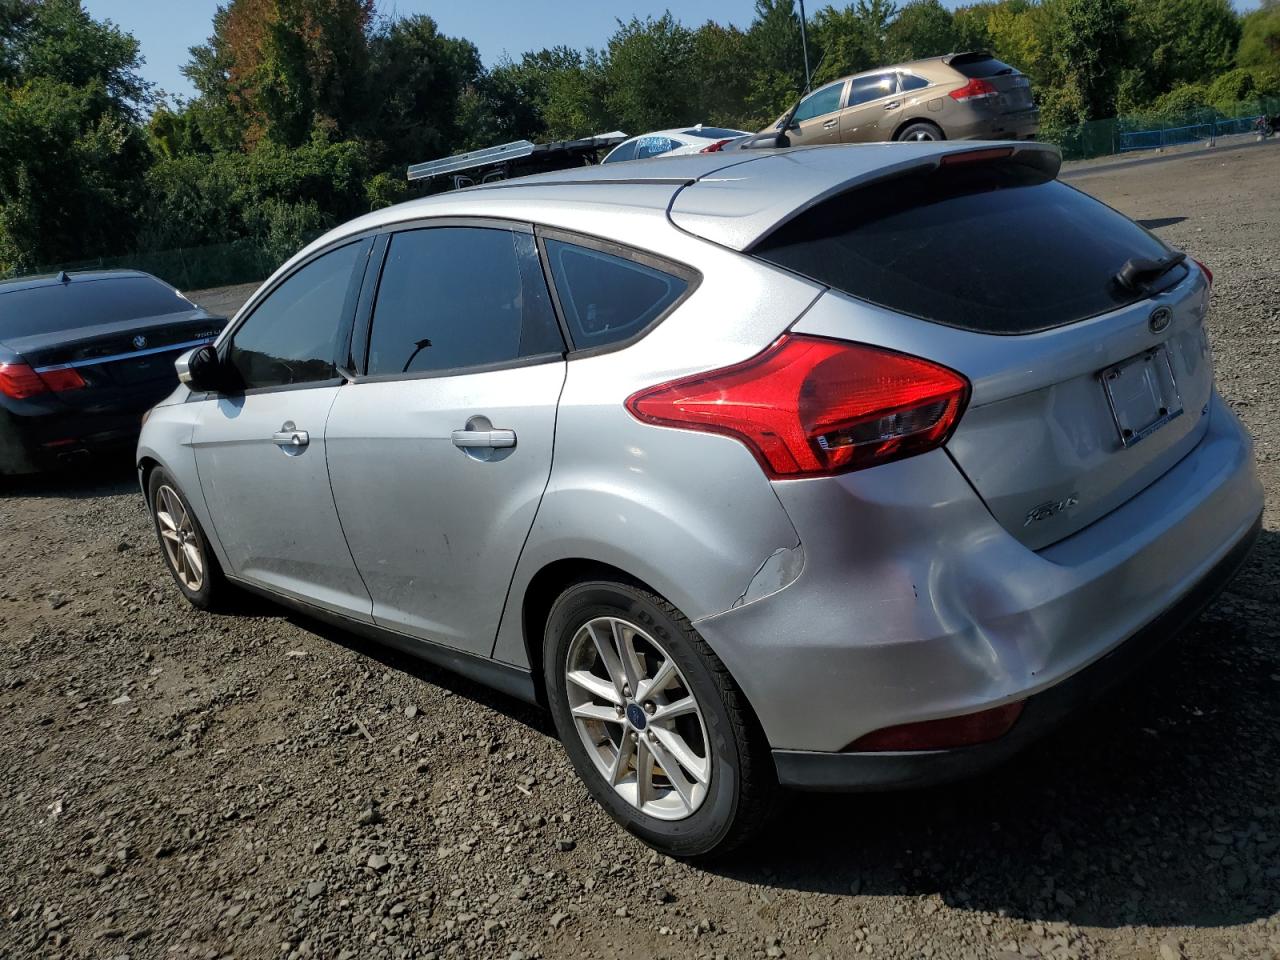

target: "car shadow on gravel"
[711,530,1280,932]
[0,452,138,500]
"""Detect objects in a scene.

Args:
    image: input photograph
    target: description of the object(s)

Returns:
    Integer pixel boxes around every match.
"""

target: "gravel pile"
[2,141,1277,960]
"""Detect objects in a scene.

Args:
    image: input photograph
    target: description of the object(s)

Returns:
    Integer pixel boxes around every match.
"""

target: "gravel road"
[2,142,1278,960]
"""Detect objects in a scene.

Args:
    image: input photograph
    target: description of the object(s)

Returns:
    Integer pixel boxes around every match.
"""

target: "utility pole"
[798,0,812,92]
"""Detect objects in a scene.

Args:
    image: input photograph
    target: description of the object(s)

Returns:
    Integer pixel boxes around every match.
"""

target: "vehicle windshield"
[0,276,194,341]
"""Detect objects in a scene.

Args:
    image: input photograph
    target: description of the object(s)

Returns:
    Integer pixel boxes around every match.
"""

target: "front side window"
[226,241,367,390]
[792,83,844,123]
[849,73,898,107]
[365,227,562,377]
[603,140,638,164]
[544,239,689,349]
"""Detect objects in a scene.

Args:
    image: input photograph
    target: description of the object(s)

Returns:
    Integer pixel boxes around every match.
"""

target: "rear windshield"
[0,276,193,340]
[682,127,745,139]
[752,163,1180,335]
[951,55,1017,78]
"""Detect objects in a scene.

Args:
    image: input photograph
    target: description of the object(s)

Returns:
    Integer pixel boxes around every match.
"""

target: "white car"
[601,125,750,164]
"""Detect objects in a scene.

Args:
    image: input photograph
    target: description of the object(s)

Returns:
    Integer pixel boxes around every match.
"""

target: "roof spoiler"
[942,51,994,65]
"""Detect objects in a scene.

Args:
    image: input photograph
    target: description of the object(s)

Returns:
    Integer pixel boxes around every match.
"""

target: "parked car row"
[604,52,1040,165]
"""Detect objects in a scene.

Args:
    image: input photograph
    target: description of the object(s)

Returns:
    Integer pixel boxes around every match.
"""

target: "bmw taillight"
[625,334,970,479]
[948,78,998,103]
[0,361,86,399]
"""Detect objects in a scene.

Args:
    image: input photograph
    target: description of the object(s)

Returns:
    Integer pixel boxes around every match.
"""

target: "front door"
[839,72,903,143]
[325,224,567,656]
[192,239,374,620]
[786,80,849,145]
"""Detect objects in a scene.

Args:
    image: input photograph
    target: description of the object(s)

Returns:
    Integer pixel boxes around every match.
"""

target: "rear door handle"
[272,421,309,448]
[822,118,839,129]
[451,429,516,449]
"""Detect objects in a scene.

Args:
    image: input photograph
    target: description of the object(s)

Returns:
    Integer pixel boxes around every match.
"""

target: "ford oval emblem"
[1148,306,1172,334]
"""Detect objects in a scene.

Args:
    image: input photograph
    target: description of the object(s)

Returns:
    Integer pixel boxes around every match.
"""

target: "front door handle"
[451,428,516,449]
[272,421,309,448]
[884,101,901,110]
[822,118,839,129]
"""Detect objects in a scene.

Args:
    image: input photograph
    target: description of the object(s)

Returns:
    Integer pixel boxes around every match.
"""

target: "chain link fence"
[1049,96,1280,161]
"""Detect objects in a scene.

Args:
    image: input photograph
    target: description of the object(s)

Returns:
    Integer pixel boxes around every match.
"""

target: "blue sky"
[86,0,1262,101]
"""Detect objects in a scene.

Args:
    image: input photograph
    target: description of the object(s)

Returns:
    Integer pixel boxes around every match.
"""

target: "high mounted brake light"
[940,147,1014,166]
[625,335,970,479]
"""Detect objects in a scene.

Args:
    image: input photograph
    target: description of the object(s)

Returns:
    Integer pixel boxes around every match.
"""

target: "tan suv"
[766,52,1039,144]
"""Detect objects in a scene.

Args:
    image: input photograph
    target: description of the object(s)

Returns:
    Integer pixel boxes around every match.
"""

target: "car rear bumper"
[0,387,169,474]
[772,510,1260,789]
[947,106,1040,141]
[692,391,1263,767]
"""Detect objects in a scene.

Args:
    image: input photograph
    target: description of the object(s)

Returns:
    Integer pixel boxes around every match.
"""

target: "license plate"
[1101,345,1183,448]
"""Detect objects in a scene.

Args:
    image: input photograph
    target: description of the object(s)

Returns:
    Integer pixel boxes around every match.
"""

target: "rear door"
[786,80,849,145]
[838,72,903,143]
[325,222,566,656]
[751,155,1213,549]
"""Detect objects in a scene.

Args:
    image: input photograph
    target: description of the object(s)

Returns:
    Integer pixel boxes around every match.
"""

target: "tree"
[1052,0,1129,118]
[1239,0,1280,69]
[886,0,958,62]
[745,0,806,122]
[692,22,754,127]
[1127,0,1240,95]
[602,14,697,133]
[363,15,481,168]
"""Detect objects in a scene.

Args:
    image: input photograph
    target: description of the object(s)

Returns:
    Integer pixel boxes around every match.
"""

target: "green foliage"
[1239,1,1280,69]
[602,14,697,133]
[5,0,1279,284]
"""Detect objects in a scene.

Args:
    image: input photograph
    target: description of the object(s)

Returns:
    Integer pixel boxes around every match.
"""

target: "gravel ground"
[2,143,1278,960]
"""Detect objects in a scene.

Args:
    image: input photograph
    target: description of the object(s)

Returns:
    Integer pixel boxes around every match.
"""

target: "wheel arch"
[892,117,945,141]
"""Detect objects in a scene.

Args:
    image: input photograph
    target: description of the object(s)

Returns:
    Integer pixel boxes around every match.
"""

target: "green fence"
[1049,96,1280,161]
[1,238,281,294]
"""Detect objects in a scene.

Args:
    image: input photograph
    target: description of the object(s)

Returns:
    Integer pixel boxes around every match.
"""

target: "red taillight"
[1193,258,1213,287]
[0,361,86,399]
[39,367,87,392]
[846,702,1024,752]
[699,138,734,153]
[948,77,998,102]
[625,334,970,479]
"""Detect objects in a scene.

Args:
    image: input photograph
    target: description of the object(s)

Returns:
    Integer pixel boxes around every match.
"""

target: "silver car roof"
[287,142,1061,274]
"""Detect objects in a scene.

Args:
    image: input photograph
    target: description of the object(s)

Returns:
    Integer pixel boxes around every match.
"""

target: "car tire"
[544,579,776,859]
[147,467,227,610]
[896,121,944,142]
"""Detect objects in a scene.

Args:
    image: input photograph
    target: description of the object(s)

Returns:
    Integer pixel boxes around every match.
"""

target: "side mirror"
[176,344,222,392]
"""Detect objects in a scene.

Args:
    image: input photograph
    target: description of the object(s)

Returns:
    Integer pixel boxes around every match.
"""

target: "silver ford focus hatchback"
[139,143,1262,858]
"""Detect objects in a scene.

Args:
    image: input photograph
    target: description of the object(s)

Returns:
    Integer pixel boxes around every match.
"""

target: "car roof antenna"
[56,270,71,284]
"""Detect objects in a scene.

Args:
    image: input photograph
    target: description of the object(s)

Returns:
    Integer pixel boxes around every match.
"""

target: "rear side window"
[0,276,193,340]
[950,55,1017,79]
[899,73,929,91]
[544,239,689,349]
[366,227,562,377]
[848,73,897,106]
[753,163,1177,335]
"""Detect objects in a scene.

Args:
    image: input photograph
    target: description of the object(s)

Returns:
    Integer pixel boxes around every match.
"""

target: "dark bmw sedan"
[0,270,225,474]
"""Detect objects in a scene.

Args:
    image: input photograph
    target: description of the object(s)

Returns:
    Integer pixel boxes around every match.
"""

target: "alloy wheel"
[154,484,205,592]
[565,616,711,820]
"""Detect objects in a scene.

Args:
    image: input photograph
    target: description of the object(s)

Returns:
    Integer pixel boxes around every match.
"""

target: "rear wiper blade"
[1114,251,1186,292]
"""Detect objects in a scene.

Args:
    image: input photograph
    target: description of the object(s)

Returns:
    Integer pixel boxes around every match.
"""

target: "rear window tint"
[544,240,689,349]
[752,163,1177,335]
[951,55,1017,78]
[603,140,638,163]
[0,276,193,340]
